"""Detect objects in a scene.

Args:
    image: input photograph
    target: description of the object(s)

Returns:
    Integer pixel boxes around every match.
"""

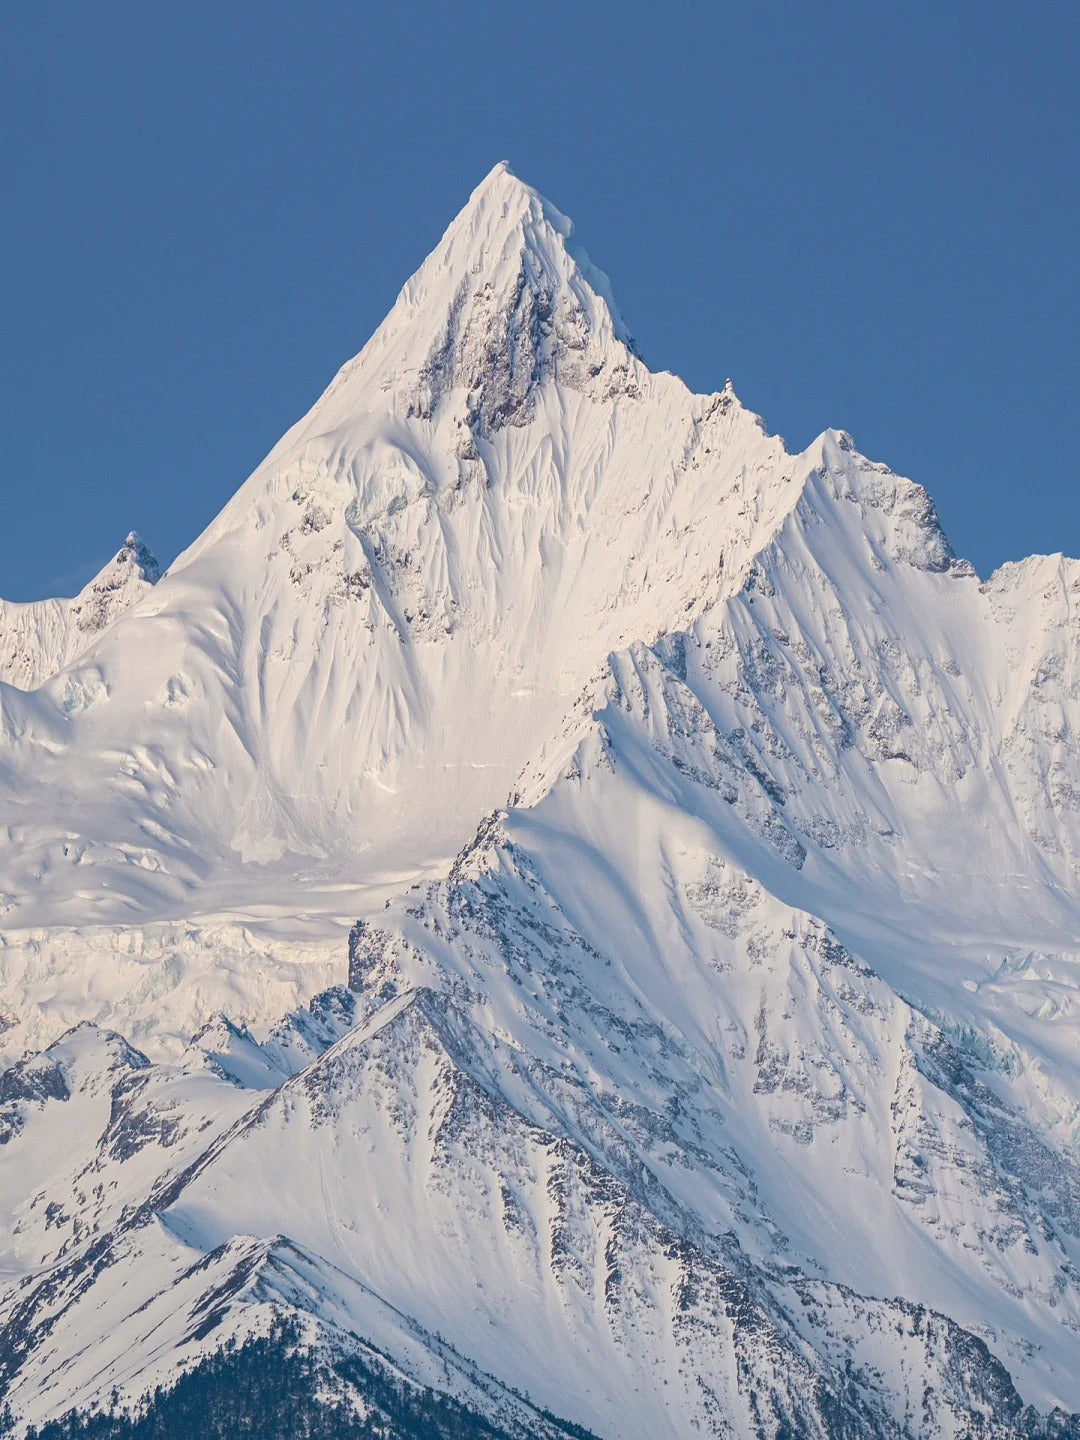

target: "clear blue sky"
[1,0,1076,598]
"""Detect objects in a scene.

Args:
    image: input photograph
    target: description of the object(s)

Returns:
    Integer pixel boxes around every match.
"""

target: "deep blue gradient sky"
[1,1,1076,598]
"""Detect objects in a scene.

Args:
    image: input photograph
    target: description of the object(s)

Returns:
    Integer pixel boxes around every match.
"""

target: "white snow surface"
[0,164,1077,1438]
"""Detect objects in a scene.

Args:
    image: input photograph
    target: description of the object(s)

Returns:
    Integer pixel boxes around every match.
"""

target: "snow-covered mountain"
[0,164,1077,1439]
[0,533,159,691]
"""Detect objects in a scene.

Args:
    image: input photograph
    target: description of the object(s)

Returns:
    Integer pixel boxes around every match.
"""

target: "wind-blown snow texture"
[0,165,1077,1439]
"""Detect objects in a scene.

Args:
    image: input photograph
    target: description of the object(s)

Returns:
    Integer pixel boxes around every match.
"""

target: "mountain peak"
[313,164,640,437]
[71,531,160,633]
[2,166,1079,1440]
[0,531,161,690]
[116,531,162,584]
[397,160,628,333]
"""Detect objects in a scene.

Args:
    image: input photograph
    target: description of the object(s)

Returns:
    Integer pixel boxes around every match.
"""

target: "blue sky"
[1,0,1076,598]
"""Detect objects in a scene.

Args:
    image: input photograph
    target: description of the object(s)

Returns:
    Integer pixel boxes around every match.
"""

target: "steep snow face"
[0,167,813,985]
[342,441,1080,1406]
[0,169,1075,1073]
[317,439,1080,1416]
[0,533,159,690]
[982,552,1080,869]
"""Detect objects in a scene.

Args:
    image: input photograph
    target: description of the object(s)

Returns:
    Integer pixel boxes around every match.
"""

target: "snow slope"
[0,163,817,1052]
[0,164,1077,1438]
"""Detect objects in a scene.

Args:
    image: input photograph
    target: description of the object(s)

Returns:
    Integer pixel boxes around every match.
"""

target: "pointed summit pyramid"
[0,163,813,957]
[306,162,641,440]
[0,163,1028,1039]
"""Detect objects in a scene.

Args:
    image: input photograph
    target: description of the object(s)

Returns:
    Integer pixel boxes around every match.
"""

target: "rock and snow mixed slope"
[0,533,159,691]
[0,164,1077,1438]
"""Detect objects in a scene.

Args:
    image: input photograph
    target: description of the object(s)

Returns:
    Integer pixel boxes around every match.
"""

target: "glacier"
[0,163,1077,1439]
